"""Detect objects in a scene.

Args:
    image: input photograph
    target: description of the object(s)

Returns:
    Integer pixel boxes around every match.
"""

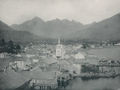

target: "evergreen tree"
[7,40,15,53]
[0,39,6,53]
[16,44,21,53]
[0,38,5,46]
[0,39,21,54]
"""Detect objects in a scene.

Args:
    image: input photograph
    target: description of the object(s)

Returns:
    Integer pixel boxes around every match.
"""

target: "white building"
[72,64,81,75]
[74,52,85,60]
[0,53,7,58]
[115,43,120,46]
[10,59,29,71]
[14,60,25,69]
[56,38,65,59]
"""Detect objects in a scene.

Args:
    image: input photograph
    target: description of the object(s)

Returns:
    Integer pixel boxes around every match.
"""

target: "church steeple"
[58,38,60,44]
[56,38,65,59]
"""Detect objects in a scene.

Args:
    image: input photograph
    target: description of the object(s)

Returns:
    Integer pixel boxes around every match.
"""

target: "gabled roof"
[0,58,10,70]
[20,69,55,80]
[41,57,58,65]
[0,70,29,90]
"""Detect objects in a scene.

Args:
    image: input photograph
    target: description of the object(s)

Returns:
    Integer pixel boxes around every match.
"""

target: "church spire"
[56,37,65,59]
[58,38,60,44]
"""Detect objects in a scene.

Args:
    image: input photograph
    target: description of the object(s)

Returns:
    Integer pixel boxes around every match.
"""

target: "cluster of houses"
[0,38,120,90]
[0,53,8,58]
[79,56,120,79]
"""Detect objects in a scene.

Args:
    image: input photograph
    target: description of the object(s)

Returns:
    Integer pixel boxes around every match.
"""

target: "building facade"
[56,38,65,59]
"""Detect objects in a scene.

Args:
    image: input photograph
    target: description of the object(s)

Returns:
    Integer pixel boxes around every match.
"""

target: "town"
[0,38,120,90]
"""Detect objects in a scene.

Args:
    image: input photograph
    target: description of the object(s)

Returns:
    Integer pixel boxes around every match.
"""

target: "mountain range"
[11,13,120,41]
[11,17,83,39]
[0,13,120,43]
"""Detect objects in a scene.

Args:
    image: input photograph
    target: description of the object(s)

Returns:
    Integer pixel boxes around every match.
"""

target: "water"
[64,77,120,90]
[87,47,120,60]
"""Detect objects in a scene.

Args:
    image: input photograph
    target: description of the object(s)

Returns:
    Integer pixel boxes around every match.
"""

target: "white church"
[56,38,65,59]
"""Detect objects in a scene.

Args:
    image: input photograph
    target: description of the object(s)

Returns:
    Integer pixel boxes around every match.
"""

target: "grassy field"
[87,46,120,60]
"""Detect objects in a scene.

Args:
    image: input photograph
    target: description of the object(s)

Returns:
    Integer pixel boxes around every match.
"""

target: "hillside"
[71,13,120,41]
[0,20,40,43]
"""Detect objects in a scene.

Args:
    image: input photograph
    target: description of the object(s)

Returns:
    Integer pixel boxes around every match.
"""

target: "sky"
[0,0,120,25]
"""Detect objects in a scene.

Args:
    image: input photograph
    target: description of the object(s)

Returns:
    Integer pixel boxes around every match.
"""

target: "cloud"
[0,0,120,25]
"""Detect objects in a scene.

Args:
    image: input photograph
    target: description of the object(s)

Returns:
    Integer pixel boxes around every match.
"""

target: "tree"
[0,39,6,53]
[0,39,21,54]
[7,40,15,53]
[0,38,5,46]
[16,44,21,53]
[82,43,89,49]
